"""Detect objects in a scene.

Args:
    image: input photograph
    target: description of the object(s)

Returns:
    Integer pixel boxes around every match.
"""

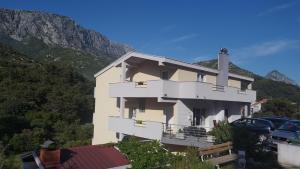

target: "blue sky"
[1,0,300,83]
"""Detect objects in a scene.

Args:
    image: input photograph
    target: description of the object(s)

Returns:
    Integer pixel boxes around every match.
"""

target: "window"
[161,71,169,80]
[138,99,145,112]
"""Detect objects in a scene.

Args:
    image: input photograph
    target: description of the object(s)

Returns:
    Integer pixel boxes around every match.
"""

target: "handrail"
[109,80,254,92]
[162,123,213,140]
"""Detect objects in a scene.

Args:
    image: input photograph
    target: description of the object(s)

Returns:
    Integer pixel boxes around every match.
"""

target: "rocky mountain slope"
[0,8,132,57]
[0,8,135,79]
[266,70,298,86]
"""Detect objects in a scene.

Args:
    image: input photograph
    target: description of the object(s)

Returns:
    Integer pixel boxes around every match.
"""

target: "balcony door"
[192,108,206,126]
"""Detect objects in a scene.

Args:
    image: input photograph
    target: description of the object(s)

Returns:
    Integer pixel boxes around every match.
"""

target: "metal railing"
[162,123,214,140]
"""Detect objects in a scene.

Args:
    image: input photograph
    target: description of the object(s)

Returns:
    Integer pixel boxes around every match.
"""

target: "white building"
[92,48,256,147]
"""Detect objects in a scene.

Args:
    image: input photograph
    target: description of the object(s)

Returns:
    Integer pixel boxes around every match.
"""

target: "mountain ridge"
[266,70,298,86]
[0,8,136,79]
[0,8,133,57]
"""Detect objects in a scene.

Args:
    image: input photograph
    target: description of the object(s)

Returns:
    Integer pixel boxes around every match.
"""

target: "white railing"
[108,116,164,140]
[109,80,256,102]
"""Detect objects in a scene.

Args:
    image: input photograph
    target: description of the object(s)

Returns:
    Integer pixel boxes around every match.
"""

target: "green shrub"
[170,148,214,169]
[209,121,233,144]
[118,139,214,169]
[118,138,171,169]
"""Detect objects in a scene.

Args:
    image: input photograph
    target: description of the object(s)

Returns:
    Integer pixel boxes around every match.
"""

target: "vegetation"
[170,148,214,169]
[0,33,113,79]
[0,43,95,167]
[118,138,172,169]
[210,123,282,169]
[253,98,298,119]
[209,121,233,144]
[118,138,214,169]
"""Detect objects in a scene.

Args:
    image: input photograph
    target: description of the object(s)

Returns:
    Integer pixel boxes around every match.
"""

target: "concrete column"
[121,61,128,82]
[119,61,127,141]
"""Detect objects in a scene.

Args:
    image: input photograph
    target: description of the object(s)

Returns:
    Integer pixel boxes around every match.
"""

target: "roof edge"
[94,51,254,81]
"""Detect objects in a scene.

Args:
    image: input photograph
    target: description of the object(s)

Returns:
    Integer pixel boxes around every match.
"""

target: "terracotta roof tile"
[46,145,129,169]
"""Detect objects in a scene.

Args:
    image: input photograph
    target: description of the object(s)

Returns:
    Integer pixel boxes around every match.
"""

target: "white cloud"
[258,2,296,16]
[232,39,300,63]
[167,34,198,44]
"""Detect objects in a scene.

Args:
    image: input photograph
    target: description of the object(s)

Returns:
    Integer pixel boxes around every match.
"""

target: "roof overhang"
[94,52,254,82]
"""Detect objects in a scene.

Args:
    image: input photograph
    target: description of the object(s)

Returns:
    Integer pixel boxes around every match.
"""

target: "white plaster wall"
[174,100,245,129]
[278,143,300,167]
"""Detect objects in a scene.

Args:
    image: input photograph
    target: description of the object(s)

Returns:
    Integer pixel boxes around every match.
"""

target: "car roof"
[262,117,289,120]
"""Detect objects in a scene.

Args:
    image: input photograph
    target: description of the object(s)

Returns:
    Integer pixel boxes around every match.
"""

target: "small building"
[92,48,257,148]
[251,99,268,114]
[21,145,130,169]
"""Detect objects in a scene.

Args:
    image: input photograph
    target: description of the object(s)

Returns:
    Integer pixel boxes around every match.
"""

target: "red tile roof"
[44,145,129,169]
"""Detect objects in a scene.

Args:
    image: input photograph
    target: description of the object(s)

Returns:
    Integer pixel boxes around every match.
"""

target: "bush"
[170,148,214,169]
[209,121,233,144]
[118,138,171,169]
[118,138,215,169]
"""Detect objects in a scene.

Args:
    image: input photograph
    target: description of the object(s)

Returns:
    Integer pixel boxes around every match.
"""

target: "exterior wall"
[204,74,217,85]
[124,98,174,124]
[131,61,161,82]
[92,66,121,145]
[130,61,199,82]
[278,143,300,167]
[177,68,197,81]
[228,78,241,89]
[175,100,246,129]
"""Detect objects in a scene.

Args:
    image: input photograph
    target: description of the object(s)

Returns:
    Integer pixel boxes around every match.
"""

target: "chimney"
[216,48,229,87]
[39,140,60,168]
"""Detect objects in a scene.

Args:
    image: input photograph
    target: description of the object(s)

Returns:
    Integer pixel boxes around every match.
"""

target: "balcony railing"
[109,80,256,102]
[108,116,215,148]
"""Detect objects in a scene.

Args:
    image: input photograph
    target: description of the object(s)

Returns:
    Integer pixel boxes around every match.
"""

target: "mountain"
[266,70,298,86]
[196,60,300,103]
[0,8,132,57]
[0,8,133,79]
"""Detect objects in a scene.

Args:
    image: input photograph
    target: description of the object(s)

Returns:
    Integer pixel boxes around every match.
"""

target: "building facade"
[92,49,256,146]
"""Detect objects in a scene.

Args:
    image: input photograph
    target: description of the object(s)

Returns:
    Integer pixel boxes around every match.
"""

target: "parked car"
[271,120,300,143]
[261,117,289,129]
[231,118,275,135]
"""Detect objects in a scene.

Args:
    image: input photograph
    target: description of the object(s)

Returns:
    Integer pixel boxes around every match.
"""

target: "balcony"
[109,80,256,102]
[108,116,164,140]
[108,116,214,148]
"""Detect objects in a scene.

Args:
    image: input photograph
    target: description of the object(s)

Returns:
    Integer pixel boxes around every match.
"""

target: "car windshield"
[265,118,288,129]
[278,121,300,132]
[252,119,270,127]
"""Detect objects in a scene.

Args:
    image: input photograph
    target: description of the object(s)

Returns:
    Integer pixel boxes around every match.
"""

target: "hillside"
[0,8,133,79]
[0,43,94,167]
[196,59,300,103]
